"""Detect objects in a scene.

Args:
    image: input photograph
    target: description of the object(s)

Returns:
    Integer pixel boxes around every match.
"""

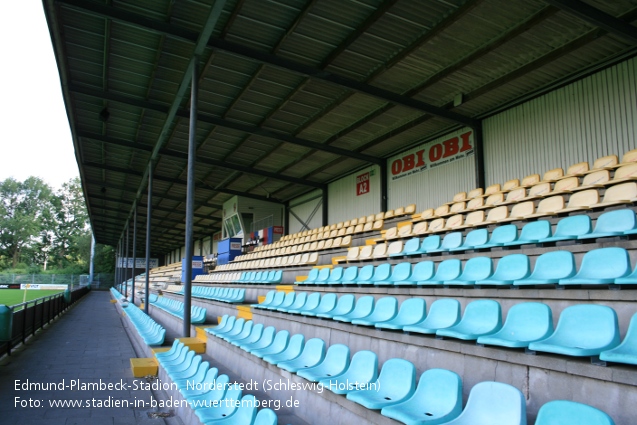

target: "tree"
[0,177,54,267]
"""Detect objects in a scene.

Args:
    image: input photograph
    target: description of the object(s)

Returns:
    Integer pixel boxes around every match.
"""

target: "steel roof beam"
[78,132,324,189]
[546,0,637,44]
[57,0,479,128]
[88,194,221,218]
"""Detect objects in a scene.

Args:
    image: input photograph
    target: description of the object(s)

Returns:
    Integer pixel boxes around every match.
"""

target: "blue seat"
[425,259,461,285]
[218,318,246,341]
[254,409,278,425]
[254,291,285,309]
[239,326,276,352]
[319,350,378,395]
[381,369,462,425]
[207,316,236,336]
[375,298,426,330]
[436,299,502,340]
[403,299,461,334]
[290,292,321,314]
[168,354,202,381]
[273,292,296,311]
[477,302,553,348]
[428,232,463,253]
[277,338,326,372]
[262,333,305,365]
[351,297,398,326]
[204,394,258,425]
[231,323,263,347]
[296,344,350,382]
[194,384,243,422]
[341,266,359,285]
[181,370,223,400]
[301,268,321,285]
[326,267,344,285]
[277,292,307,313]
[513,251,576,286]
[449,228,489,252]
[163,350,195,374]
[346,358,416,409]
[411,261,435,285]
[381,262,412,285]
[300,293,337,316]
[540,215,592,243]
[358,263,391,285]
[440,381,526,425]
[419,235,441,253]
[174,360,209,390]
[600,312,637,365]
[316,294,355,319]
[397,237,421,256]
[615,262,637,284]
[445,257,493,286]
[528,305,620,358]
[503,220,551,246]
[578,209,636,239]
[250,330,290,358]
[535,400,615,425]
[312,267,331,285]
[475,224,517,249]
[332,295,375,322]
[476,254,530,285]
[558,247,631,285]
[355,265,375,285]
[223,320,253,343]
[269,270,283,284]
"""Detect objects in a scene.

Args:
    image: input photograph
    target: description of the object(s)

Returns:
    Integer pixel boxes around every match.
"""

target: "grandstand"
[10,1,636,424]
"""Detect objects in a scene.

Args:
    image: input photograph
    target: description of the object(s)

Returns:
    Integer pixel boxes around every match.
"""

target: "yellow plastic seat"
[467,197,484,210]
[394,206,406,217]
[445,214,464,230]
[340,235,352,247]
[565,161,590,176]
[384,209,395,219]
[501,201,535,222]
[468,188,484,199]
[500,187,527,205]
[585,154,618,173]
[397,223,413,238]
[556,189,599,214]
[457,210,485,229]
[375,212,385,221]
[404,204,416,215]
[345,226,355,235]
[598,182,637,207]
[446,191,467,205]
[610,163,637,183]
[384,227,399,240]
[521,182,551,200]
[413,221,428,235]
[521,173,540,187]
[541,168,564,182]
[413,208,434,221]
[354,224,365,233]
[428,218,446,233]
[484,205,509,224]
[551,176,579,194]
[434,204,450,217]
[526,195,565,218]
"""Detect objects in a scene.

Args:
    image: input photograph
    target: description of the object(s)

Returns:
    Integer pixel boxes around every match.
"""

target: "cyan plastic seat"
[540,215,592,242]
[207,316,236,336]
[253,409,278,425]
[156,342,185,365]
[311,267,331,285]
[218,318,246,341]
[367,263,392,285]
[333,295,375,322]
[380,262,412,285]
[578,209,636,239]
[341,266,359,285]
[174,361,210,390]
[535,400,615,425]
[351,297,398,326]
[503,220,551,246]
[425,259,461,285]
[475,224,517,249]
[428,232,463,253]
[301,268,320,285]
[239,326,276,352]
[163,350,196,374]
[445,257,493,286]
[250,330,290,358]
[316,293,355,319]
[254,291,285,309]
[296,344,350,382]
[300,293,337,316]
[194,384,242,422]
[168,354,202,381]
[326,267,344,285]
[403,299,461,334]
[477,302,553,348]
[419,235,441,253]
[277,338,326,372]
[273,292,296,311]
[437,300,502,340]
[398,237,422,256]
[410,261,435,285]
[513,251,576,286]
[277,292,307,313]
[476,254,530,285]
[558,247,631,285]
[181,370,223,400]
[231,323,263,347]
[223,321,254,343]
[355,265,375,284]
[440,381,526,425]
[615,262,637,284]
[346,358,416,409]
[449,228,489,252]
[318,350,378,395]
[262,333,305,364]
[376,298,426,330]
[200,394,258,425]
[269,270,283,284]
[381,368,462,425]
[528,305,620,358]
[289,292,321,314]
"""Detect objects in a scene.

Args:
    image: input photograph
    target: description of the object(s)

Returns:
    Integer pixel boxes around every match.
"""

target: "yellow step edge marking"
[332,256,346,265]
[365,238,379,245]
[236,305,253,321]
[177,337,206,353]
[257,295,266,304]
[296,276,307,282]
[397,220,411,228]
[130,358,158,378]
[275,285,294,293]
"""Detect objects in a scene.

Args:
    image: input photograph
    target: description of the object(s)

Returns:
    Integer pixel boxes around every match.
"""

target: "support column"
[183,56,199,336]
[472,122,486,189]
[284,203,290,236]
[125,222,129,298]
[144,161,153,314]
[322,188,328,226]
[380,163,388,213]
[131,205,137,304]
[115,239,120,289]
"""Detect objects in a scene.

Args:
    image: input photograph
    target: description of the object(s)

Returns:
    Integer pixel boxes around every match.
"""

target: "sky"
[0,2,79,189]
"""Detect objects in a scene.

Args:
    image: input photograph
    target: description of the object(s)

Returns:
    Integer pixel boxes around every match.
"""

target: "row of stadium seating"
[208,315,616,424]
[149,294,207,324]
[215,251,319,271]
[234,234,354,263]
[156,340,277,425]
[174,286,246,303]
[251,292,636,365]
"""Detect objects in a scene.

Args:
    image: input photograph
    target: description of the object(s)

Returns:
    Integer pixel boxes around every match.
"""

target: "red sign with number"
[356,172,370,196]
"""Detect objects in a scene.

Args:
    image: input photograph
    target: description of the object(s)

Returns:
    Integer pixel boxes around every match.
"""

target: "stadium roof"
[43,0,637,254]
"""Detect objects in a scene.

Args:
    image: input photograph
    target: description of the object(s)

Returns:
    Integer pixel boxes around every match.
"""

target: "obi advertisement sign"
[389,130,474,181]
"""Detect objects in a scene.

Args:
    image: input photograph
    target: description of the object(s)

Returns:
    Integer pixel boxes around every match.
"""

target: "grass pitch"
[0,289,64,307]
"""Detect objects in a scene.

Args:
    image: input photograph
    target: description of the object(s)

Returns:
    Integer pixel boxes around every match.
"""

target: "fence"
[0,273,114,288]
[0,286,90,357]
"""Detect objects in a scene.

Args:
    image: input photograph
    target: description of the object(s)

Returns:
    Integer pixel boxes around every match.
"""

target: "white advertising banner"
[117,258,159,269]
[20,284,68,290]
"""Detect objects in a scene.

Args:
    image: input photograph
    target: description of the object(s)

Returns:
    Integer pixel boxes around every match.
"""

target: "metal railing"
[0,286,90,357]
[0,273,114,288]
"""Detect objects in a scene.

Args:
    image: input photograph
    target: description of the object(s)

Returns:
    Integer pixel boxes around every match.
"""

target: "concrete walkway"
[0,291,180,425]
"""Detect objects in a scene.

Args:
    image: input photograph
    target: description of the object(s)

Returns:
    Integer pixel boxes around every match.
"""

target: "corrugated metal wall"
[387,128,477,212]
[328,165,381,223]
[289,189,323,233]
[484,57,637,185]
